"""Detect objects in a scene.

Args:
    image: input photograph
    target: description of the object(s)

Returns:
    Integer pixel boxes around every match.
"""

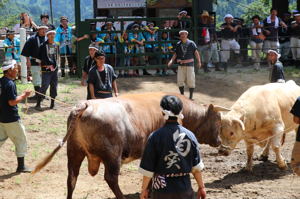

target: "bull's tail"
[32,102,88,174]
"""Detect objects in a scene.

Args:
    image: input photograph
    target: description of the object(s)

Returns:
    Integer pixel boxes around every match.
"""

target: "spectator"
[267,50,285,83]
[40,14,55,30]
[3,30,21,78]
[139,95,206,199]
[198,11,213,73]
[0,60,32,172]
[126,20,145,31]
[55,16,73,77]
[249,15,264,70]
[101,21,118,67]
[129,24,146,76]
[35,30,59,111]
[290,11,300,68]
[219,14,241,72]
[21,25,48,100]
[81,44,98,100]
[144,22,159,67]
[174,10,191,40]
[118,31,131,77]
[89,32,104,50]
[278,12,291,65]
[168,30,201,100]
[13,12,38,34]
[88,50,118,99]
[236,18,250,64]
[159,31,173,76]
[263,8,287,54]
[209,16,221,71]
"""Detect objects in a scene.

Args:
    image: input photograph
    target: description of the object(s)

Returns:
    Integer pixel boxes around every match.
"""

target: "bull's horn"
[212,105,231,112]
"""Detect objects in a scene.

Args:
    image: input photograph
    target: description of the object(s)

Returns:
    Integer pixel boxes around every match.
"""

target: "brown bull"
[32,92,228,199]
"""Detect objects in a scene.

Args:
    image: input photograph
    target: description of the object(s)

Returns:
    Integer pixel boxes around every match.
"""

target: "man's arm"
[139,176,151,199]
[194,50,202,68]
[89,83,96,99]
[81,72,88,86]
[192,170,206,199]
[8,91,31,106]
[168,53,177,67]
[112,80,119,97]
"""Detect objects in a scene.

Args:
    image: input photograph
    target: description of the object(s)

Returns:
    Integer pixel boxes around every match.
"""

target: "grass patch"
[285,67,300,78]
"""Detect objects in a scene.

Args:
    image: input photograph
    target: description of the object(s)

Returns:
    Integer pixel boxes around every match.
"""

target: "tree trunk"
[272,0,289,18]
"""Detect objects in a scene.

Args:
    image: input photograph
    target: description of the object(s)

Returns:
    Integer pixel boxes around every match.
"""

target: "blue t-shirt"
[139,122,202,193]
[0,77,20,123]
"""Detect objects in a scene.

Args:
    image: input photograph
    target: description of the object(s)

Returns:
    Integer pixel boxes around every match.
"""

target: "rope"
[34,90,73,107]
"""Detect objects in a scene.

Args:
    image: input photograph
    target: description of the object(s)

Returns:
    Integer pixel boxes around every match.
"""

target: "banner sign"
[147,0,192,8]
[97,0,146,8]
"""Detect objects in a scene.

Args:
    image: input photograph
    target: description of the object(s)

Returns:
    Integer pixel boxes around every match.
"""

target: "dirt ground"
[1,67,300,199]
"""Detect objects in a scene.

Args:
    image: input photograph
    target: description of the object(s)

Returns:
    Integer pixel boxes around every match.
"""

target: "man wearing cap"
[267,50,285,83]
[88,50,118,99]
[55,16,73,77]
[219,14,241,72]
[139,95,206,199]
[21,25,48,100]
[263,8,287,54]
[0,60,32,172]
[35,30,60,111]
[177,10,191,30]
[290,11,300,68]
[82,44,98,100]
[168,30,201,100]
[40,14,55,30]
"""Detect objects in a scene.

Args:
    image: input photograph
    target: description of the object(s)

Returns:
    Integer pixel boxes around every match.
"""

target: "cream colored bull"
[219,80,300,171]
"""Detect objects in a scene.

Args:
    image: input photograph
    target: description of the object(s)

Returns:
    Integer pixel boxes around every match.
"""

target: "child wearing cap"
[159,31,173,76]
[144,22,159,70]
[290,97,300,176]
[267,50,285,83]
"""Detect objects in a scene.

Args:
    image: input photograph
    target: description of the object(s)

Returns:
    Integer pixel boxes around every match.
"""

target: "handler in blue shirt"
[139,95,206,199]
[290,97,300,176]
[0,60,32,172]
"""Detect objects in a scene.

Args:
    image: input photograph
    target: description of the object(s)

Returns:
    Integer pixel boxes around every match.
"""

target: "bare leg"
[66,143,85,199]
[245,142,254,171]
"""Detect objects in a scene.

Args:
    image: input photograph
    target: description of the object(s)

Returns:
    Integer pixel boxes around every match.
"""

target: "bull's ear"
[233,118,245,131]
[211,104,231,112]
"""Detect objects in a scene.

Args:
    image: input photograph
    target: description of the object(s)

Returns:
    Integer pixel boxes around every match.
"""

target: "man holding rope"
[0,60,32,172]
[35,30,59,111]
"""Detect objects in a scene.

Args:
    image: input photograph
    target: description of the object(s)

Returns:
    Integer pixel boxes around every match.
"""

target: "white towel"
[267,16,279,28]
[252,24,262,36]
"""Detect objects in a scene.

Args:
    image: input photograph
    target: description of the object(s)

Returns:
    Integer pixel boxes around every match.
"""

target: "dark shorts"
[152,189,194,199]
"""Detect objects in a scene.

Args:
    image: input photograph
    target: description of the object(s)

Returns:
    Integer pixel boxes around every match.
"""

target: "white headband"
[162,109,184,120]
[179,10,187,15]
[179,30,188,35]
[2,60,17,71]
[89,46,98,51]
[224,14,234,20]
[46,30,56,36]
[38,26,49,30]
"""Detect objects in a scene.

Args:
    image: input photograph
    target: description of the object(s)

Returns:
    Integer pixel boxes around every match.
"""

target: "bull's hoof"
[258,155,269,162]
[278,162,288,170]
[243,165,253,173]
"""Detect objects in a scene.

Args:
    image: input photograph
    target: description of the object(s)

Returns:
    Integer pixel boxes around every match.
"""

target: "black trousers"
[60,55,73,70]
[40,70,58,99]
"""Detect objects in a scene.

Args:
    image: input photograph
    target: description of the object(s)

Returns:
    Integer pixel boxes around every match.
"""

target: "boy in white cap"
[35,30,60,111]
[267,50,285,83]
[0,60,32,172]
[219,14,241,72]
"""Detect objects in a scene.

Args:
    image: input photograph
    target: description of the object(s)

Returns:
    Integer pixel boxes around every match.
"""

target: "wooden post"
[298,0,300,12]
[75,0,82,77]
[272,0,289,18]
